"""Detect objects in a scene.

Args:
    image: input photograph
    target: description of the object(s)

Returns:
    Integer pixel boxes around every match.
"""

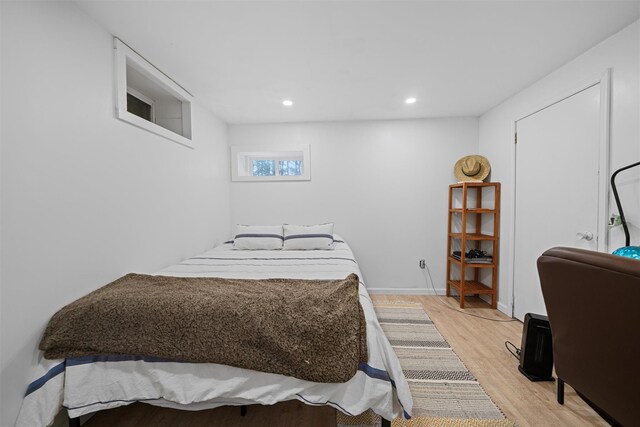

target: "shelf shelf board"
[449,233,496,240]
[448,257,495,268]
[449,208,496,214]
[447,279,495,295]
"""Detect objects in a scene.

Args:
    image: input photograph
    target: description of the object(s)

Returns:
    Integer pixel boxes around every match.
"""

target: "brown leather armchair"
[537,247,640,427]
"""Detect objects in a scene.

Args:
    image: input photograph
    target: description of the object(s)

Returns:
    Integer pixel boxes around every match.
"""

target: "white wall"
[0,2,231,425]
[479,21,640,314]
[229,118,478,293]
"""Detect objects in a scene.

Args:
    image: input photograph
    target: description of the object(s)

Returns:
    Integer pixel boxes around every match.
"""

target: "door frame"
[507,69,611,317]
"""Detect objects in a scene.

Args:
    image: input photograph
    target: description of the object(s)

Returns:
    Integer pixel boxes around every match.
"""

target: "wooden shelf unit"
[446,182,501,308]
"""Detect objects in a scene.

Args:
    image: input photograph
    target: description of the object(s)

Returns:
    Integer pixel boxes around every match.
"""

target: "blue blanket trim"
[295,393,356,416]
[358,362,390,381]
[67,397,160,411]
[357,362,411,419]
[283,233,334,241]
[66,354,181,366]
[24,361,66,396]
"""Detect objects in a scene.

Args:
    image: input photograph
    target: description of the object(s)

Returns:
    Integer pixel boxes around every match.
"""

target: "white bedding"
[17,237,412,426]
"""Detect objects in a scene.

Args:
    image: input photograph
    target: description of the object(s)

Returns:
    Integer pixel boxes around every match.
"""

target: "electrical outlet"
[609,214,622,227]
[419,259,426,269]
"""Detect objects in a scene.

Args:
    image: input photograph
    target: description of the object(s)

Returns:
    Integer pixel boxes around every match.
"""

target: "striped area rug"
[337,303,515,427]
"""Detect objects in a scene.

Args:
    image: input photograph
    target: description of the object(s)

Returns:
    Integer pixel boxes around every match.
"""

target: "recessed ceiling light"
[405,97,417,104]
[282,99,293,107]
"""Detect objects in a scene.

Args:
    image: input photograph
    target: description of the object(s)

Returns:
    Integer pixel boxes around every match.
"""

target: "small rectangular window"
[231,145,311,182]
[126,89,155,122]
[114,38,193,148]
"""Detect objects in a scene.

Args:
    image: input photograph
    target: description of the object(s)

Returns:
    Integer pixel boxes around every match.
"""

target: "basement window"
[231,145,311,181]
[126,88,155,122]
[114,38,193,148]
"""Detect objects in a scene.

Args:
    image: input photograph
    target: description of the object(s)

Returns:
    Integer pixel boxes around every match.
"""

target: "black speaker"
[518,313,554,382]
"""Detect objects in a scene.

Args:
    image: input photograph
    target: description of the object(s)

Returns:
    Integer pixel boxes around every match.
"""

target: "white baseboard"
[497,301,513,318]
[366,287,446,295]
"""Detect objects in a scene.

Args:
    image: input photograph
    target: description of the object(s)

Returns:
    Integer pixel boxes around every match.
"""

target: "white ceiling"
[75,1,640,124]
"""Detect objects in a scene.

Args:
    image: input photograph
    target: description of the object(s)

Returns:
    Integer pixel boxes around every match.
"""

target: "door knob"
[576,231,594,241]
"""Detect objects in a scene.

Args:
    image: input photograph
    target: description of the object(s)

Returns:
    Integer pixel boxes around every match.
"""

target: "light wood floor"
[84,295,608,427]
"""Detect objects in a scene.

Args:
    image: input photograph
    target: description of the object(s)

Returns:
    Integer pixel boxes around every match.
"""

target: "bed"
[16,235,412,426]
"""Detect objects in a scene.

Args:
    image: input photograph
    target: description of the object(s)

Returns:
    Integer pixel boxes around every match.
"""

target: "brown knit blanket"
[39,273,367,383]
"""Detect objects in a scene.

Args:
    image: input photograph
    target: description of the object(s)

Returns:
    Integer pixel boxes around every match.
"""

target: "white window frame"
[231,145,311,182]
[114,38,193,148]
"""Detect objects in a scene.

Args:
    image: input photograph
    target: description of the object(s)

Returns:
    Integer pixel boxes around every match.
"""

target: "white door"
[513,84,601,321]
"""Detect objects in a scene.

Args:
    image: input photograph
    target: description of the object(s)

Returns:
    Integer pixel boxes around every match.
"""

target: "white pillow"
[283,223,335,250]
[233,225,284,250]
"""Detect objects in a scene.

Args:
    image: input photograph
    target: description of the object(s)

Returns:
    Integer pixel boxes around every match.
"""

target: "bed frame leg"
[557,378,565,405]
[240,405,247,416]
[68,416,81,427]
[381,418,391,427]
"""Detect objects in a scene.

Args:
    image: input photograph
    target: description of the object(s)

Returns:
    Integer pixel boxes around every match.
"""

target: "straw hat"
[454,155,491,182]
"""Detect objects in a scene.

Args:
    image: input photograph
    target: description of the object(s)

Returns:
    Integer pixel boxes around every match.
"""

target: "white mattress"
[17,237,412,426]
